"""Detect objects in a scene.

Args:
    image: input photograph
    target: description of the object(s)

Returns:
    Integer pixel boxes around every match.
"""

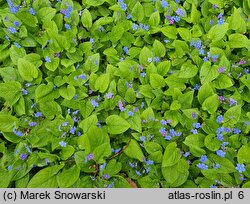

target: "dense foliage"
[0,0,250,188]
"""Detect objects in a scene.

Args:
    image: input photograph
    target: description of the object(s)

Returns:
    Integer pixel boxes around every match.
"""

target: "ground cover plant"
[0,0,250,188]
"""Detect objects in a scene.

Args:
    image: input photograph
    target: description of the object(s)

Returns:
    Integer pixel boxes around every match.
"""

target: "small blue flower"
[140,72,146,78]
[229,98,237,106]
[214,163,220,169]
[216,115,224,124]
[160,0,169,8]
[120,2,127,11]
[173,15,180,22]
[235,164,245,173]
[140,136,146,142]
[148,58,152,63]
[34,112,42,117]
[176,8,184,16]
[45,56,51,63]
[70,126,76,134]
[194,84,200,90]
[216,133,224,141]
[135,170,141,176]
[132,23,138,31]
[14,42,21,48]
[100,163,106,170]
[22,88,28,95]
[90,38,94,43]
[29,8,36,15]
[190,129,198,134]
[194,40,202,49]
[193,122,201,129]
[64,24,71,30]
[7,0,19,13]
[13,128,23,137]
[183,152,190,157]
[123,46,129,54]
[200,155,207,163]
[216,150,226,157]
[233,128,241,134]
[87,153,94,161]
[197,163,208,170]
[199,49,205,55]
[165,135,172,140]
[20,153,28,161]
[8,26,17,34]
[218,18,224,25]
[143,25,149,31]
[154,57,160,63]
[13,20,20,27]
[128,111,134,117]
[29,122,37,127]
[59,141,66,147]
[90,99,99,108]
[103,173,110,179]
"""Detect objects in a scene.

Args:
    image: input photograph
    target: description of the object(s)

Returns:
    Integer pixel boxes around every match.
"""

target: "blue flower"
[160,0,169,8]
[34,112,42,117]
[217,18,224,25]
[87,153,94,161]
[173,15,180,22]
[190,129,198,134]
[233,128,241,134]
[20,153,28,161]
[216,133,224,141]
[235,164,245,173]
[120,2,127,11]
[64,24,71,30]
[197,163,208,170]
[45,56,51,63]
[143,25,149,31]
[194,40,202,49]
[145,160,154,166]
[90,99,99,108]
[214,163,220,169]
[194,84,200,90]
[128,111,134,117]
[216,150,225,157]
[22,88,28,95]
[183,152,190,157]
[140,136,146,142]
[59,141,67,147]
[132,23,138,31]
[13,20,20,27]
[140,72,146,78]
[70,126,77,134]
[103,174,110,179]
[90,38,94,43]
[13,128,23,137]
[29,8,36,15]
[229,98,237,106]
[14,42,21,48]
[148,58,152,63]
[199,49,205,55]
[154,57,160,63]
[8,26,17,34]
[100,163,106,170]
[123,46,129,54]
[176,8,184,16]
[29,122,37,127]
[7,0,19,13]
[193,122,201,129]
[200,155,207,163]
[216,115,224,124]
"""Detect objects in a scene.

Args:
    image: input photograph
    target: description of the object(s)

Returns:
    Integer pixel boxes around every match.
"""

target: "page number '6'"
[238,191,244,199]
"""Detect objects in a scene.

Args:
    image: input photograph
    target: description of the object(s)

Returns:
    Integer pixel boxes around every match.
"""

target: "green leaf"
[95,74,110,93]
[79,114,98,133]
[139,47,153,65]
[191,4,200,24]
[45,58,59,72]
[149,11,160,26]
[208,23,228,42]
[60,145,75,160]
[106,115,131,134]
[197,83,214,104]
[150,73,165,89]
[86,0,105,6]
[81,9,92,29]
[162,142,181,167]
[213,75,234,89]
[153,40,166,57]
[200,62,219,84]
[157,61,171,76]
[229,8,246,33]
[93,143,112,163]
[228,34,250,50]
[124,139,144,161]
[202,94,219,114]
[178,62,198,78]
[38,7,56,22]
[0,81,21,105]
[59,84,76,100]
[184,134,206,157]
[110,24,124,43]
[17,58,38,82]
[224,105,241,127]
[35,82,55,102]
[128,114,142,133]
[237,144,250,163]
[204,134,221,151]
[57,165,80,188]
[161,26,177,39]
[27,164,64,188]
[0,114,19,132]
[177,28,191,41]
[131,2,144,22]
[125,88,136,103]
